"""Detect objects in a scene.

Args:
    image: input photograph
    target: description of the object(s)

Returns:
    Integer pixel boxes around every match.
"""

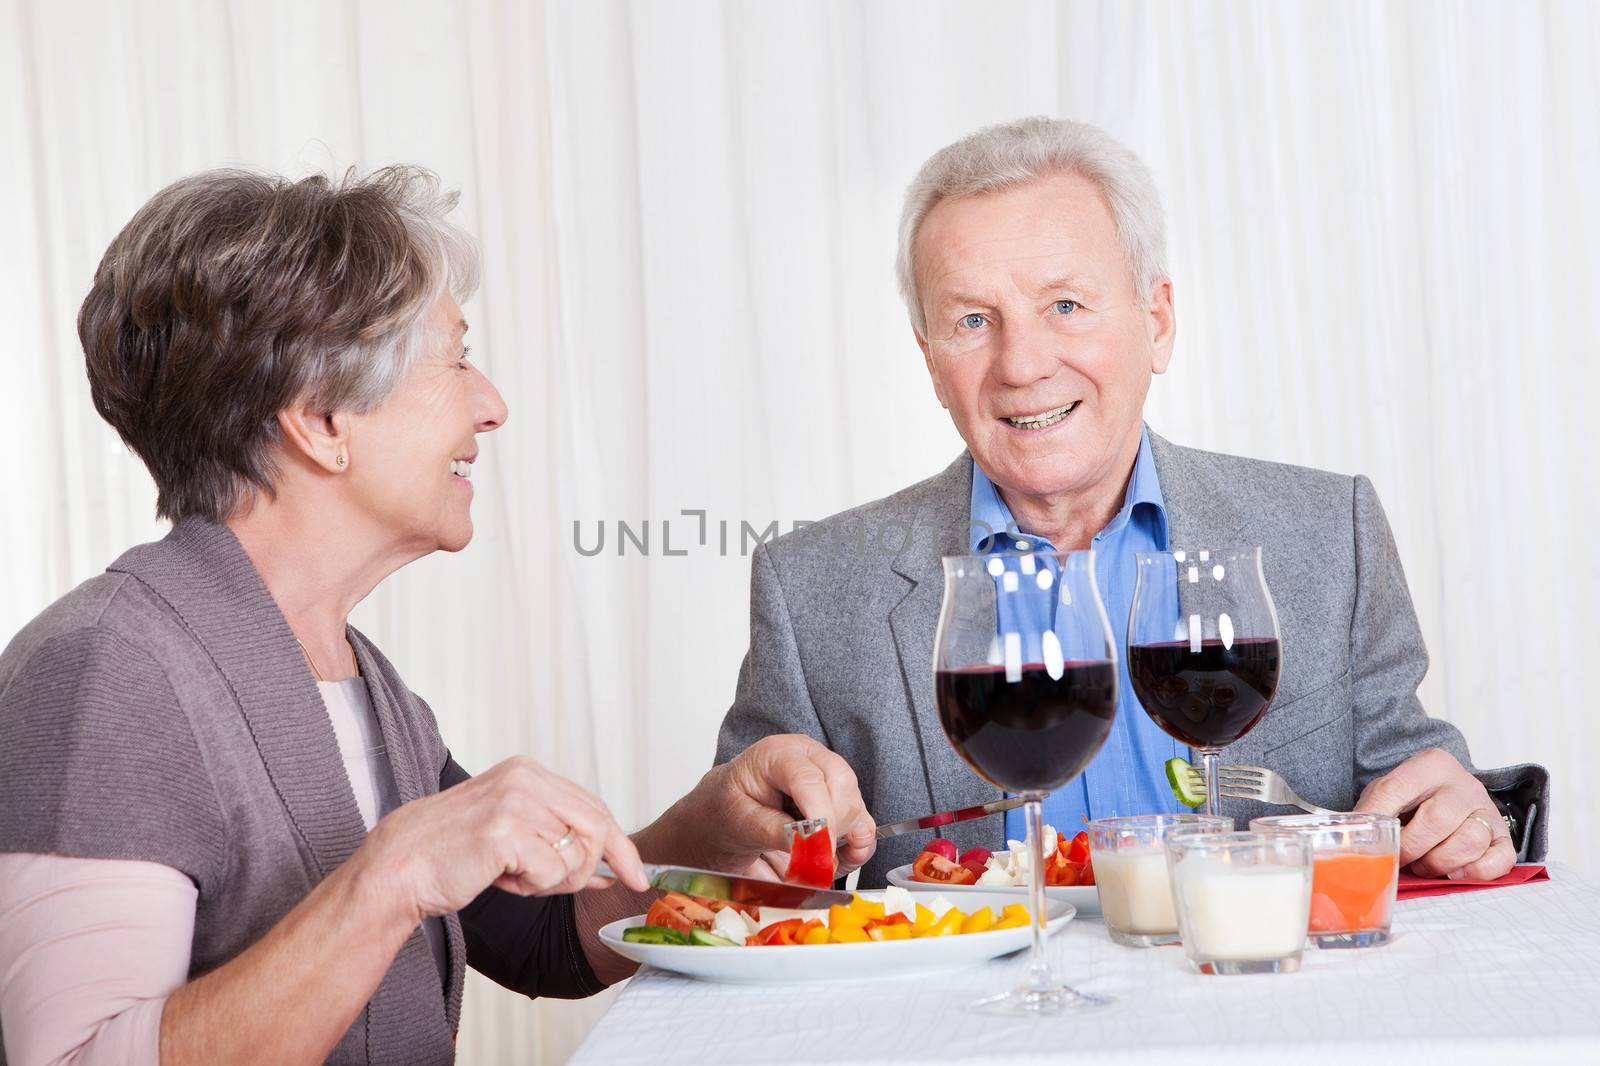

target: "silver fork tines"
[1185,765,1336,815]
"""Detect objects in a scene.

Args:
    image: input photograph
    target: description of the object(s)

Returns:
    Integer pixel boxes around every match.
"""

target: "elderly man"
[717,116,1547,887]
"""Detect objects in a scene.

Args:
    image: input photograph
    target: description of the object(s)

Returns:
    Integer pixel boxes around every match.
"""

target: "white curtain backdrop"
[3,1,1597,1062]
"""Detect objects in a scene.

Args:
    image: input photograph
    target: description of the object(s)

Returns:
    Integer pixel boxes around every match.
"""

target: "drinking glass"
[1165,830,1312,975]
[1250,812,1400,948]
[934,550,1117,1014]
[1128,547,1282,818]
[1088,813,1230,947]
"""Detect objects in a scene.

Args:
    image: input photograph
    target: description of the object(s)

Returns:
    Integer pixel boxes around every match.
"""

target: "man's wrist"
[632,808,692,867]
[1488,792,1521,846]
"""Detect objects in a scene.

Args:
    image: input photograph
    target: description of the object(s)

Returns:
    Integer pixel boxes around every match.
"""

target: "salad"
[622,885,1031,947]
[908,826,1095,888]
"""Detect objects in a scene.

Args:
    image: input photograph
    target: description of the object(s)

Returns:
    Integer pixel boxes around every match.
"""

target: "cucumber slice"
[682,873,732,900]
[1166,757,1205,808]
[689,927,738,947]
[622,925,691,945]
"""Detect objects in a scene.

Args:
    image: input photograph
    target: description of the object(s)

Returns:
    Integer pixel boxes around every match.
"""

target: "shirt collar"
[968,424,1168,551]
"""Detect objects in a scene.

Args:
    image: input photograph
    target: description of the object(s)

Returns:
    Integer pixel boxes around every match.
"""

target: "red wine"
[936,662,1117,793]
[1127,638,1282,748]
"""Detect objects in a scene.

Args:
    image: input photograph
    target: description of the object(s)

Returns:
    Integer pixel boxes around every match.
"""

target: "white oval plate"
[600,890,1075,984]
[885,865,1102,919]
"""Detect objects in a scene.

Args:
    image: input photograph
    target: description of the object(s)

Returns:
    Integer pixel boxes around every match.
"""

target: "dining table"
[569,862,1600,1065]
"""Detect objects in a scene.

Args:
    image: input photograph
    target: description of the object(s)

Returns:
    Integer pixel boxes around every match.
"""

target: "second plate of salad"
[885,826,1103,918]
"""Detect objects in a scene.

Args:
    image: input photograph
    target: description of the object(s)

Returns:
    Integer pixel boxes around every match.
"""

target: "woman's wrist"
[339,835,427,935]
[161,838,423,1065]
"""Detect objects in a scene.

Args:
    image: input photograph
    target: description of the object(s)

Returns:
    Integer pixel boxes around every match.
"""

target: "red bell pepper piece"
[784,818,837,888]
[749,918,807,946]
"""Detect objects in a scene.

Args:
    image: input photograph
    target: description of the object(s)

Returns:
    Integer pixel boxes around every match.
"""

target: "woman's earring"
[336,453,347,468]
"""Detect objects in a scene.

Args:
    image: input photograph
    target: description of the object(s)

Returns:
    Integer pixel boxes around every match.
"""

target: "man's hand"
[640,734,875,878]
[1354,748,1514,880]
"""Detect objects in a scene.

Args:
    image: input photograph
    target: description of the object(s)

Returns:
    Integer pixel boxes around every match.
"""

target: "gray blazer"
[716,433,1549,886]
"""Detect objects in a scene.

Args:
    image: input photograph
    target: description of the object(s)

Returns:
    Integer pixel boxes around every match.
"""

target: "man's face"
[913,170,1174,506]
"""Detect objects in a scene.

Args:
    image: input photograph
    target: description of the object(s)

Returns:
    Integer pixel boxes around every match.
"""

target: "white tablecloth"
[570,864,1600,1065]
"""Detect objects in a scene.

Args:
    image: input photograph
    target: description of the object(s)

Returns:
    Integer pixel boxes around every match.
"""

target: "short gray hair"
[895,116,1169,334]
[80,166,478,522]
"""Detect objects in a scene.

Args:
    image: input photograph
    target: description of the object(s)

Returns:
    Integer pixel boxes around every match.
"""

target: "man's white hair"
[895,116,1169,334]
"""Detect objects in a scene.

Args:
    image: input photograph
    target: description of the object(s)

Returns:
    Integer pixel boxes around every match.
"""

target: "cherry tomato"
[911,851,979,885]
[958,847,993,867]
[921,838,958,863]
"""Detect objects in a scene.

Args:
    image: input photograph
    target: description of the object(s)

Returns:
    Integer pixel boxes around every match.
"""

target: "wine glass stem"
[1023,794,1054,990]
[1201,750,1220,819]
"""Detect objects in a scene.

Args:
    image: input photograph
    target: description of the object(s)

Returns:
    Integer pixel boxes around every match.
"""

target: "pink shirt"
[0,680,444,1064]
[0,854,193,1065]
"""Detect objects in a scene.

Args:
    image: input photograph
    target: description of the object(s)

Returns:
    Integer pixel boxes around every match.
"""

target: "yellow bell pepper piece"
[993,909,1030,931]
[829,924,871,944]
[829,904,867,932]
[1001,903,1029,923]
[869,923,913,941]
[803,924,832,945]
[927,907,967,937]
[911,904,937,935]
[960,906,995,934]
[848,895,886,919]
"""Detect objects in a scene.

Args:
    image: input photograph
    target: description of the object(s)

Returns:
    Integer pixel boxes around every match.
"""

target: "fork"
[1186,764,1337,815]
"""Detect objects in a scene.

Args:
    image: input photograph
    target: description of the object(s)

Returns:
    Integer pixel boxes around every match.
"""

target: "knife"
[874,796,1026,839]
[594,861,855,909]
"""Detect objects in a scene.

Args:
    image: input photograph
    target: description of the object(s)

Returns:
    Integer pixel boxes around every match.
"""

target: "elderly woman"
[0,169,876,1065]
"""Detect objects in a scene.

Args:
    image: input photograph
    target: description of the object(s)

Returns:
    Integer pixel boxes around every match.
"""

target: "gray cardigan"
[0,520,598,1065]
[718,435,1549,886]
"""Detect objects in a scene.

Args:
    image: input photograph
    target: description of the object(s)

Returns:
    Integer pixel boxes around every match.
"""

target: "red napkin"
[1396,864,1548,900]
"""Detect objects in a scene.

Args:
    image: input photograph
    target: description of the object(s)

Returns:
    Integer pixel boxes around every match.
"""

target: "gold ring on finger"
[1468,813,1497,840]
[551,826,578,853]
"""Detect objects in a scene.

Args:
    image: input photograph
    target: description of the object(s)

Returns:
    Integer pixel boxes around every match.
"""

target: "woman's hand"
[357,756,650,922]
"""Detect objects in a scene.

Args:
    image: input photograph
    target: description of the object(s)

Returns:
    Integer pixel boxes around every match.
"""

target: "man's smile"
[1002,400,1080,431]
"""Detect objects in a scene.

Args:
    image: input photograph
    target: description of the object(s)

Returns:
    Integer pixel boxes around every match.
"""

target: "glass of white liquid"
[1165,830,1312,975]
[1088,814,1231,947]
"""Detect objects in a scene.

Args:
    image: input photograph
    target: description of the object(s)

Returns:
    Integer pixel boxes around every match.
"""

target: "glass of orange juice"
[1250,813,1400,948]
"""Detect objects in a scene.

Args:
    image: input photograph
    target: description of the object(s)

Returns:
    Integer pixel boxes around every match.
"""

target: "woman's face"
[343,293,508,555]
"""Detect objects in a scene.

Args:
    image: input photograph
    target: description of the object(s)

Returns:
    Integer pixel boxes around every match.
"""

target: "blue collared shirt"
[968,426,1190,845]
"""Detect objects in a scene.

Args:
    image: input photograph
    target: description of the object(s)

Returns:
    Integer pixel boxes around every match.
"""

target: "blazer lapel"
[108,519,368,882]
[886,453,1003,819]
[1148,430,1251,548]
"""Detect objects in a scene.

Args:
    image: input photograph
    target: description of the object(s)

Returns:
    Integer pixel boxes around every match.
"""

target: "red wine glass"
[1128,547,1283,820]
[934,549,1117,1014]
